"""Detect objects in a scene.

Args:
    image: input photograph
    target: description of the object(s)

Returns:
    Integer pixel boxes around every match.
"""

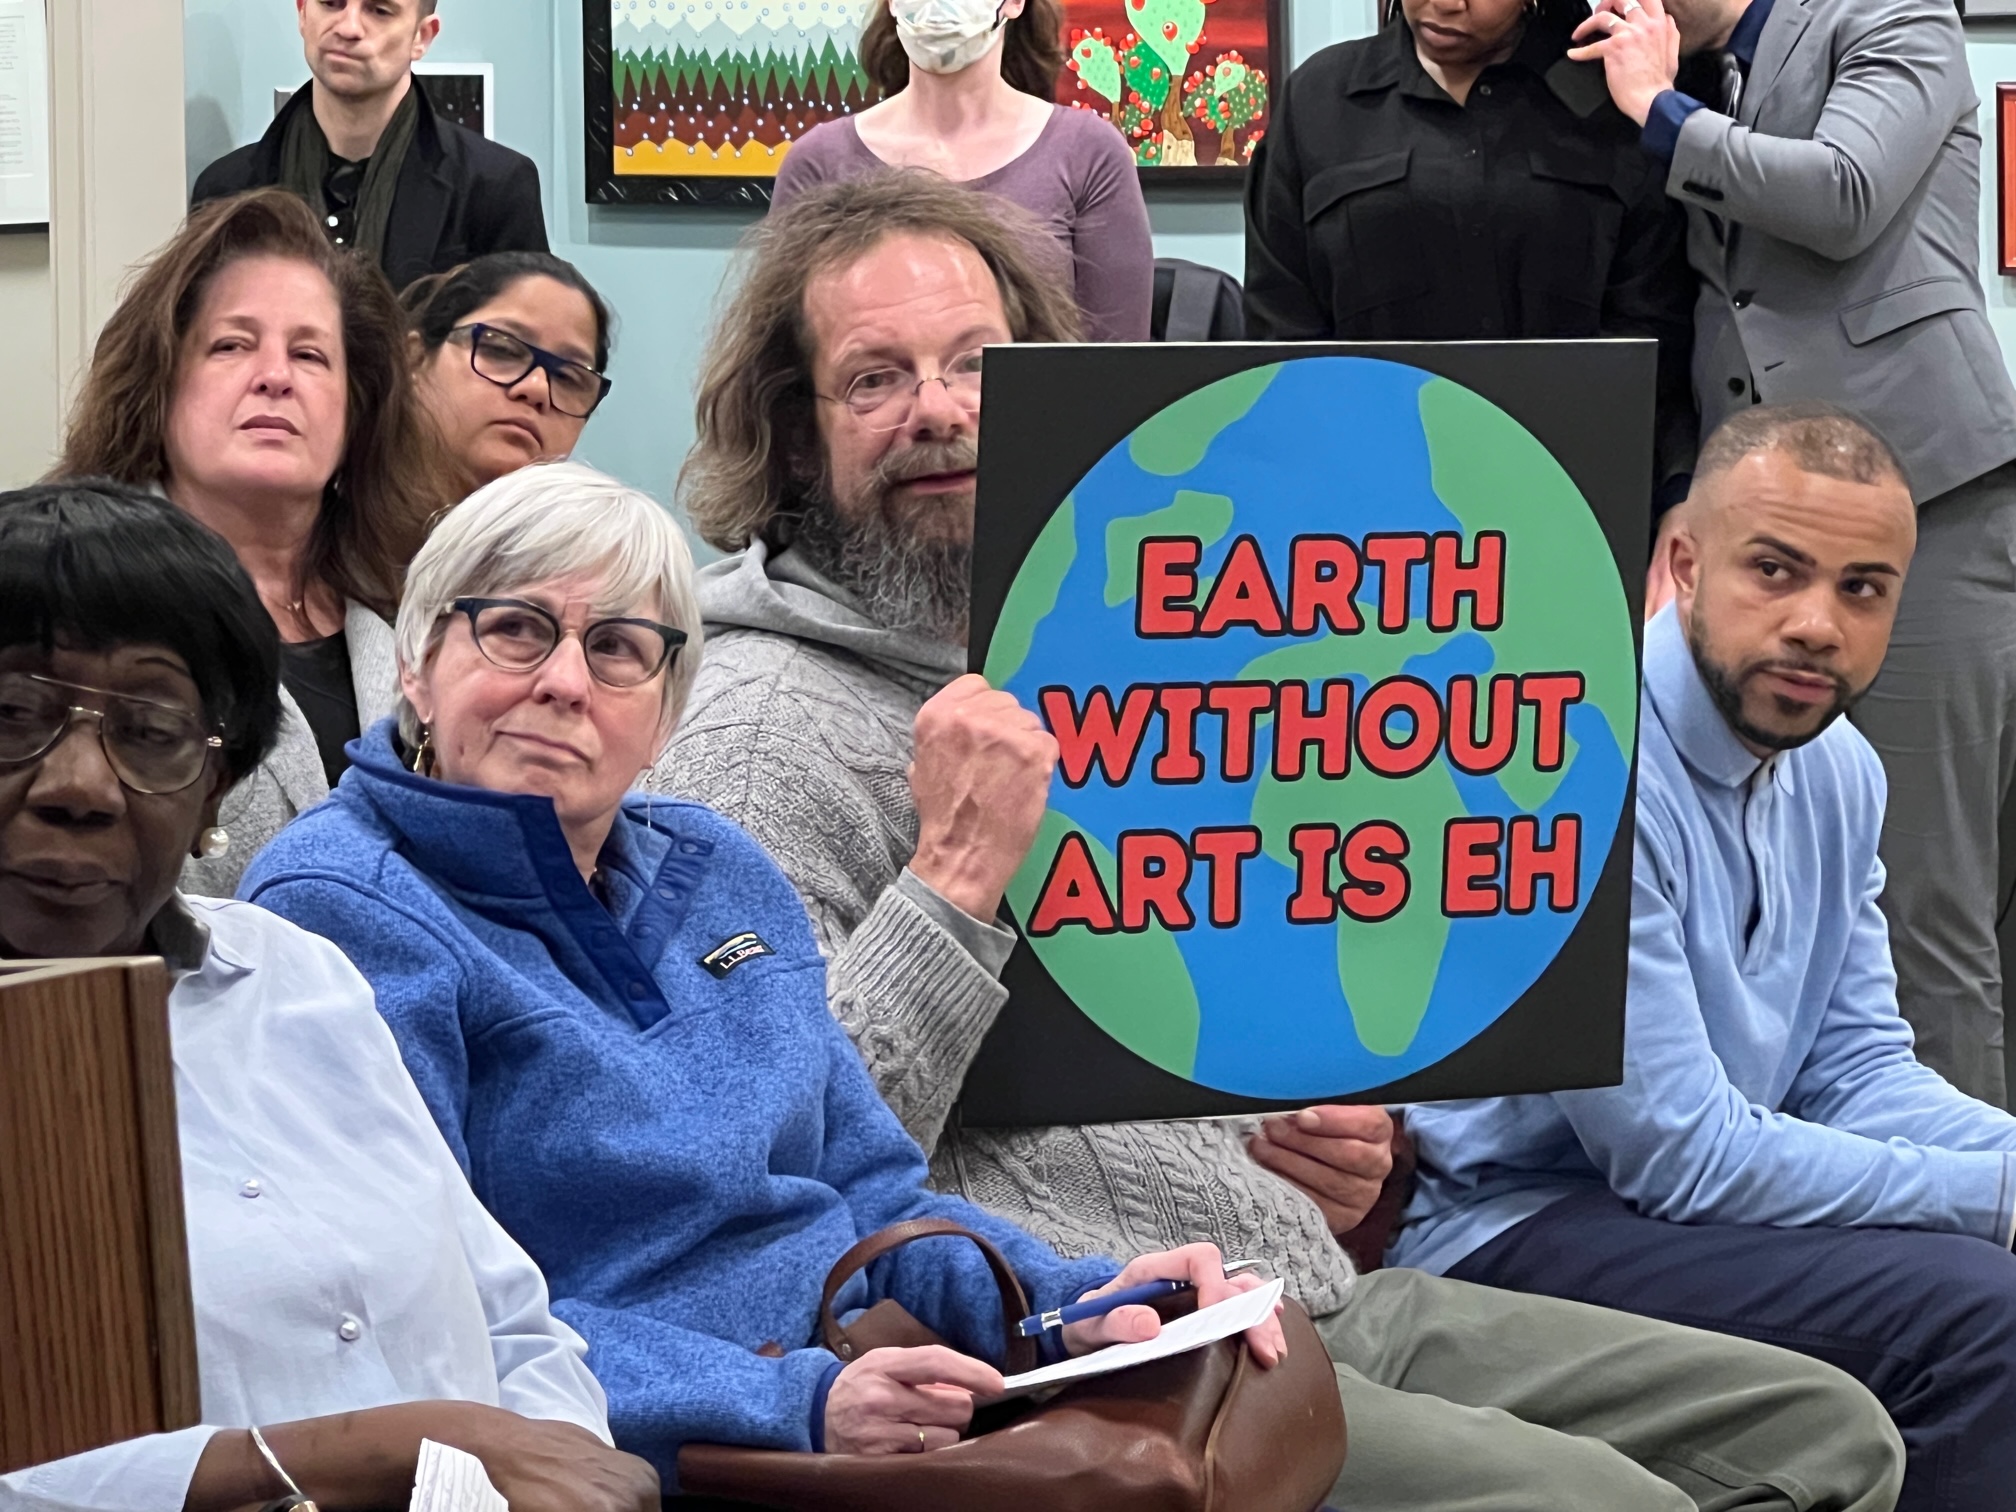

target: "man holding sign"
[653,172,1901,1512]
[1407,407,2016,1511]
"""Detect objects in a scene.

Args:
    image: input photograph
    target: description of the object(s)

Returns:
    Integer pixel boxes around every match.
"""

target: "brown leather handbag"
[677,1218,1346,1512]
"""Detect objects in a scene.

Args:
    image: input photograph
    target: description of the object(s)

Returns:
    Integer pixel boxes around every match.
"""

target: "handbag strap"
[819,1217,1040,1375]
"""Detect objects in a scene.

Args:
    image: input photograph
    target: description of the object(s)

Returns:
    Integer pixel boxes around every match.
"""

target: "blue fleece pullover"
[240,721,1116,1483]
[1395,607,2016,1275]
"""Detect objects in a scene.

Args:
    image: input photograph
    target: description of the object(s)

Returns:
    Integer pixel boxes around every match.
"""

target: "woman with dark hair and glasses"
[404,253,616,500]
[0,479,657,1512]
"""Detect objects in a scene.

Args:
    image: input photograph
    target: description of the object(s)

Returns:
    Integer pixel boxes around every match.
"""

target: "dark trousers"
[1446,1188,2016,1512]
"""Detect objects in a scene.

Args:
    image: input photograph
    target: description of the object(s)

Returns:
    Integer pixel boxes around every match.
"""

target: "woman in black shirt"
[1244,0,1696,494]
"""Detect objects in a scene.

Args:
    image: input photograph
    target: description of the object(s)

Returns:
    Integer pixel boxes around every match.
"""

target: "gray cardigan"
[183,600,397,898]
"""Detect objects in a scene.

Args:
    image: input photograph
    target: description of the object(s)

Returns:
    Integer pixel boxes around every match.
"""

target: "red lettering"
[1137,538,1201,636]
[1356,676,1443,779]
[1152,685,1206,783]
[1518,673,1586,772]
[1448,674,1519,775]
[1043,685,1157,787]
[1508,815,1581,913]
[1274,680,1353,781]
[1287,824,1341,923]
[1119,830,1195,931]
[1443,818,1504,917]
[1288,536,1364,636]
[1027,832,1117,935]
[1196,535,1287,637]
[1206,682,1274,782]
[1192,827,1261,926]
[1362,533,1431,632]
[1428,531,1506,632]
[1338,822,1410,922]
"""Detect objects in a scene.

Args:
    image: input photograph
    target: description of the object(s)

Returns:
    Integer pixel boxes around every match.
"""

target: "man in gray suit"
[1577,0,2016,1105]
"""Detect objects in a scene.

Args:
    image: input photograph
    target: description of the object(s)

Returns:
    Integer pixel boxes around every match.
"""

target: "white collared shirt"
[1,897,608,1512]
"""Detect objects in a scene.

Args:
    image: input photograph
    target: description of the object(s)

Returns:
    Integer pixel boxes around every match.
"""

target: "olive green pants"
[1318,1269,1903,1511]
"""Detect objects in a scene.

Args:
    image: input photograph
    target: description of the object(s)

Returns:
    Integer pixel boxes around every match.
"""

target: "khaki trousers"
[1317,1269,1903,1511]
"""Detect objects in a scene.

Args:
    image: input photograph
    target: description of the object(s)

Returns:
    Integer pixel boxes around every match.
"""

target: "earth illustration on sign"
[983,356,1637,1099]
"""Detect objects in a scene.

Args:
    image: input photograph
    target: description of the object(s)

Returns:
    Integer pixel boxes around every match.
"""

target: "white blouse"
[0,897,608,1512]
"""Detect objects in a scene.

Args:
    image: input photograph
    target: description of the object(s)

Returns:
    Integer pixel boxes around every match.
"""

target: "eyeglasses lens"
[469,327,605,420]
[844,351,985,432]
[0,674,213,794]
[468,605,671,688]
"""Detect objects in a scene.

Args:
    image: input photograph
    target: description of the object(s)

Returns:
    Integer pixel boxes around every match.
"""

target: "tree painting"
[1054,0,1271,169]
[1181,50,1268,166]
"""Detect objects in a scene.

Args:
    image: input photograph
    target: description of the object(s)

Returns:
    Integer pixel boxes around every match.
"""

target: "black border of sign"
[956,339,1651,1127]
[581,0,1288,204]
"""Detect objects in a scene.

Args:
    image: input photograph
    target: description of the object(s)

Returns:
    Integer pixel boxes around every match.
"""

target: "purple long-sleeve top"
[772,107,1154,342]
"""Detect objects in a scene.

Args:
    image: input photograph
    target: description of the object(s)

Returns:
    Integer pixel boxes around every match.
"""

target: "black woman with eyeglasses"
[403,253,615,501]
[0,479,662,1512]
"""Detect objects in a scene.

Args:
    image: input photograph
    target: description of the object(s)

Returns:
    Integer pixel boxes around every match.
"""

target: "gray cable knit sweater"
[650,542,1356,1318]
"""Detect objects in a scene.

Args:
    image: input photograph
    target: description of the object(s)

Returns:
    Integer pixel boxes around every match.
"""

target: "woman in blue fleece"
[241,462,1284,1485]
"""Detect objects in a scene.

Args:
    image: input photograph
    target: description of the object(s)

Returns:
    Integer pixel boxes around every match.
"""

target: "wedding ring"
[1620,2,1642,15]
[917,1428,929,1452]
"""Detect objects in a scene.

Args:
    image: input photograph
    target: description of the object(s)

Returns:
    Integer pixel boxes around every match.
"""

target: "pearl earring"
[198,827,230,860]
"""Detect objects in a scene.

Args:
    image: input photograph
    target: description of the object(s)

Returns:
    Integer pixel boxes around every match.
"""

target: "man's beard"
[1686,605,1860,752]
[793,437,976,645]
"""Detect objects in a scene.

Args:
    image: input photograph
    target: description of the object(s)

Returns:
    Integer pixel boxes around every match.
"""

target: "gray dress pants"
[1320,1268,1903,1511]
[1851,462,2016,1107]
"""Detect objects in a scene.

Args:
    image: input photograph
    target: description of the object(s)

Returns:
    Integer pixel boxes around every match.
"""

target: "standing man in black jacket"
[193,0,548,293]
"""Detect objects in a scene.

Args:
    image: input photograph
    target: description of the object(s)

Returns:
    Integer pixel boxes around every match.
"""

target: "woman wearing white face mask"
[771,0,1152,342]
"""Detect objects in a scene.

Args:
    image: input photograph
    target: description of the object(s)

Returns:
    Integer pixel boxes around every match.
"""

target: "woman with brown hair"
[55,187,454,895]
[770,0,1152,342]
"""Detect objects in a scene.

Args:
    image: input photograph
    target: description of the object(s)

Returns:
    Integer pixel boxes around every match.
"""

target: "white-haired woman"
[241,475,1285,1488]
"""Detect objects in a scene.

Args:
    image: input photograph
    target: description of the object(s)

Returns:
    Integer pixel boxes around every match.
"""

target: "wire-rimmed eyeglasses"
[0,672,222,794]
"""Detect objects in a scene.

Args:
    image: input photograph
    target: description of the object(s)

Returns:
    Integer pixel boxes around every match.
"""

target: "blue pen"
[1015,1259,1261,1337]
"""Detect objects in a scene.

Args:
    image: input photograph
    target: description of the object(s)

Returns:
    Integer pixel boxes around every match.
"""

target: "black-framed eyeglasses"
[815,348,985,433]
[0,672,222,795]
[450,323,613,420]
[449,598,686,688]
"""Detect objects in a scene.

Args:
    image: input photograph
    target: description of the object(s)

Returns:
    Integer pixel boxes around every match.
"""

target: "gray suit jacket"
[182,600,398,900]
[1671,0,2016,502]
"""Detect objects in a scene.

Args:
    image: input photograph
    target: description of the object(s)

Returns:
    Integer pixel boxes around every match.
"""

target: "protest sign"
[960,343,1650,1125]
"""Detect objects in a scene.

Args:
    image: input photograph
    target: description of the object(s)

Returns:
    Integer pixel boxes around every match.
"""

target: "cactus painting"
[1054,0,1277,172]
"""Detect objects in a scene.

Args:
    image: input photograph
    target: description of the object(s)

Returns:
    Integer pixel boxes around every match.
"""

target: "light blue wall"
[183,0,1375,521]
[183,1,2016,518]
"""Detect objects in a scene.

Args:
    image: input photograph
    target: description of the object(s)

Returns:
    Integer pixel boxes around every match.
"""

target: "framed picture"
[1055,0,1283,179]
[0,0,52,232]
[583,0,1284,206]
[586,0,873,206]
[2000,84,2016,274]
[415,62,496,139]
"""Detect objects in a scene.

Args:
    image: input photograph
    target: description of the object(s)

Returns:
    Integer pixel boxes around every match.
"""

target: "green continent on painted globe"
[983,357,1637,1099]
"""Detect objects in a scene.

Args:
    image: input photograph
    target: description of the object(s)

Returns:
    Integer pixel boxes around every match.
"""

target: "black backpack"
[1150,258,1246,341]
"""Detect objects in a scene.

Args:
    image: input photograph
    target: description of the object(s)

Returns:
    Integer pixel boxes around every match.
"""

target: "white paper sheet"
[409,1439,509,1512]
[995,1277,1284,1398]
[0,0,49,227]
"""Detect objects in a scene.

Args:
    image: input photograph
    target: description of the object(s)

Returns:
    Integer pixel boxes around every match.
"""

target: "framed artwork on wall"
[583,0,1285,205]
[1055,0,1283,177]
[586,0,875,206]
[2000,84,2016,274]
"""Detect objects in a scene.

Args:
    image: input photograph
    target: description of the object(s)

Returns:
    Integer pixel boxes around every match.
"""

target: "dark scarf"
[279,83,420,264]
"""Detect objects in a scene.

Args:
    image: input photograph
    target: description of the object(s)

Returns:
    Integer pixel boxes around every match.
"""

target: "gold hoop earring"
[410,727,434,775]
